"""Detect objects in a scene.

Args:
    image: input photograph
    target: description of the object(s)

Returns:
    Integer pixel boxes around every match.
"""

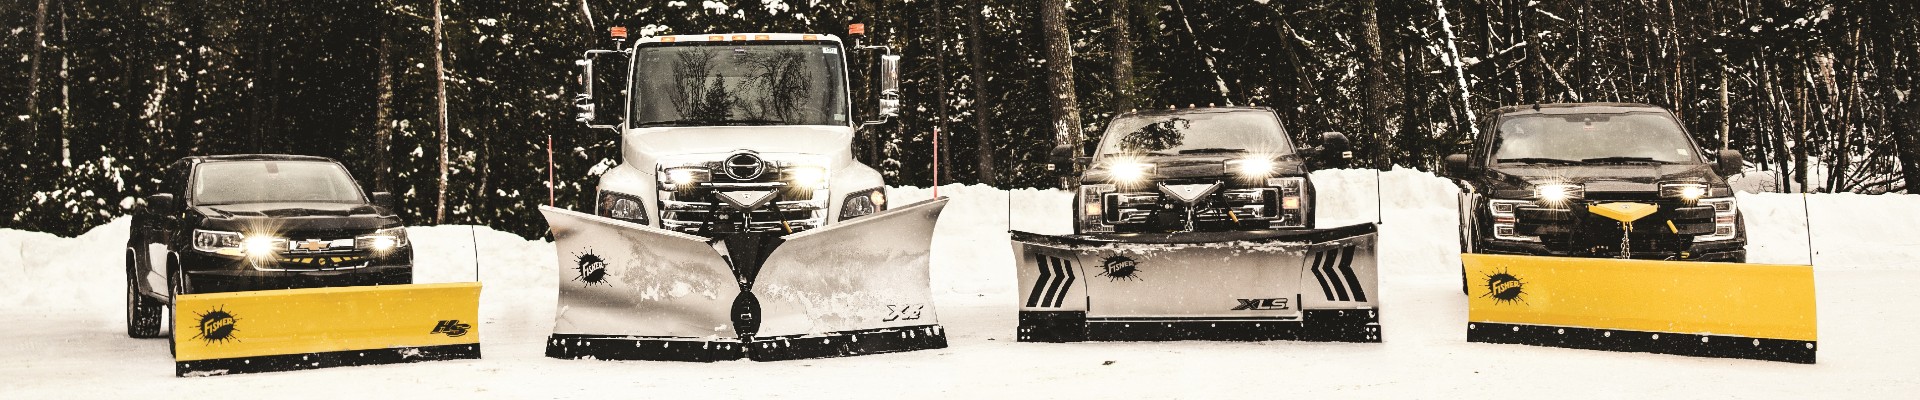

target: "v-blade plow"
[171,282,483,377]
[1462,253,1818,363]
[1011,223,1382,343]
[539,198,950,362]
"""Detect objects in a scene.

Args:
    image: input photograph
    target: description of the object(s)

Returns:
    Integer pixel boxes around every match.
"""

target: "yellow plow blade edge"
[172,282,482,376]
[1463,253,1816,363]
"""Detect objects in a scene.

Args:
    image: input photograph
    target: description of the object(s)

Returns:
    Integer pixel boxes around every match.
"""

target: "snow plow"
[544,27,949,361]
[1014,106,1380,342]
[540,198,947,361]
[171,282,482,376]
[1447,103,1817,363]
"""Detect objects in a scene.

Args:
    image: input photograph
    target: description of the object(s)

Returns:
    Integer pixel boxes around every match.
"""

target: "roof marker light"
[849,23,866,35]
[708,35,725,41]
[609,27,628,39]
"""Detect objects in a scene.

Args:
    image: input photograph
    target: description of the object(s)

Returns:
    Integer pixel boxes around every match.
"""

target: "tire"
[167,259,188,357]
[126,251,165,339]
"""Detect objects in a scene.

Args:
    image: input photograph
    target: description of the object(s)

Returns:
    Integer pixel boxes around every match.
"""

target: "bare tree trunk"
[373,3,397,194]
[1719,71,1731,149]
[1042,0,1083,183]
[434,0,451,223]
[1361,0,1391,167]
[1433,0,1479,143]
[1111,0,1136,113]
[27,0,49,118]
[967,0,997,186]
[933,0,950,185]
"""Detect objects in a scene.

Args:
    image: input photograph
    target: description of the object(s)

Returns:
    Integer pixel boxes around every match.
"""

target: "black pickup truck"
[1446,103,1747,264]
[125,155,413,338]
[1056,106,1349,234]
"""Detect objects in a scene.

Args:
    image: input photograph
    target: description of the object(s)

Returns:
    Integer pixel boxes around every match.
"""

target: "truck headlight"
[658,167,709,190]
[840,187,886,220]
[1227,157,1276,179]
[1696,197,1739,241]
[598,191,649,224]
[356,227,411,253]
[192,229,244,254]
[1081,184,1117,233]
[1265,177,1308,228]
[1534,183,1584,205]
[1106,161,1153,185]
[786,166,828,189]
[1659,183,1709,202]
[1488,199,1540,242]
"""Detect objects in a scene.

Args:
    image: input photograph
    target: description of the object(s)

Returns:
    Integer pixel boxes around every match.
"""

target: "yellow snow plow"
[171,282,482,376]
[1463,254,1816,363]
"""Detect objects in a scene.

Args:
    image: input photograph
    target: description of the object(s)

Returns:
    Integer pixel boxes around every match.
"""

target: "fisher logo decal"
[1025,254,1078,308]
[1309,246,1367,302]
[884,304,925,322]
[431,319,472,337]
[1232,298,1290,311]
[1482,270,1527,305]
[1096,255,1142,282]
[192,306,240,345]
[572,250,612,286]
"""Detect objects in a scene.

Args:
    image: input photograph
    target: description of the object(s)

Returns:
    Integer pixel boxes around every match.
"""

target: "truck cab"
[1060,107,1349,234]
[1446,103,1747,262]
[575,32,900,236]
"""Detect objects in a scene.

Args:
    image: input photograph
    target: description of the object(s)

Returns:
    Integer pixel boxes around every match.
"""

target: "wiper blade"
[1495,157,1580,165]
[631,120,706,128]
[633,119,789,128]
[1580,156,1673,164]
[1177,148,1249,154]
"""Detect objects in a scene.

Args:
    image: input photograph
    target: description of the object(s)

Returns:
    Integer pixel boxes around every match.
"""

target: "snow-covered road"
[3,170,1916,398]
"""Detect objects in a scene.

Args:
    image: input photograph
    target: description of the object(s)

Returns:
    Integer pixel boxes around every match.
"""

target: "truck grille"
[658,162,827,235]
[1514,200,1717,257]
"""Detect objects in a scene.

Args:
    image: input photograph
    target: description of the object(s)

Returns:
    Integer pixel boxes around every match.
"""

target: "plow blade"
[171,282,482,377]
[539,198,949,362]
[1463,253,1817,363]
[1010,224,1381,343]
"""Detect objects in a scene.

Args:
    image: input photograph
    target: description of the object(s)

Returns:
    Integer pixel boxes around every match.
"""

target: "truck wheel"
[126,251,165,339]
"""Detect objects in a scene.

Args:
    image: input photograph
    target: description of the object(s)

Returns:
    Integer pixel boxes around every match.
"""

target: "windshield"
[629,42,849,127]
[1097,110,1295,157]
[191,161,365,205]
[1492,113,1705,164]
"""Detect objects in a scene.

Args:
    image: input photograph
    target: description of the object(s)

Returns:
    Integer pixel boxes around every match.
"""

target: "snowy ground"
[3,170,1917,398]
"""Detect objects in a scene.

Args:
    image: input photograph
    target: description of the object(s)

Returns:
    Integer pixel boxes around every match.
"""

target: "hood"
[1083,153,1307,184]
[623,125,857,171]
[1484,163,1726,197]
[193,202,400,233]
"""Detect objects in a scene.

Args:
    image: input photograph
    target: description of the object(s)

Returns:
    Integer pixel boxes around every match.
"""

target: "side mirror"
[146,194,176,215]
[1716,150,1744,177]
[370,192,396,209]
[1048,144,1074,172]
[1314,132,1352,169]
[575,49,629,129]
[1445,154,1475,177]
[876,54,902,119]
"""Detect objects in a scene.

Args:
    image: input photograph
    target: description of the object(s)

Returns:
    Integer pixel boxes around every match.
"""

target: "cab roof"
[1491,102,1672,116]
[180,154,340,164]
[1113,105,1277,119]
[635,33,843,45]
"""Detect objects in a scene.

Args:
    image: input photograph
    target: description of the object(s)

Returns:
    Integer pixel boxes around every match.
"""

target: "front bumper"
[1476,237,1745,262]
[178,249,413,293]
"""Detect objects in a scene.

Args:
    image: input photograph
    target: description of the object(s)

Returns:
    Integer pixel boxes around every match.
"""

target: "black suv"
[1446,103,1747,263]
[1056,107,1349,234]
[125,155,413,338]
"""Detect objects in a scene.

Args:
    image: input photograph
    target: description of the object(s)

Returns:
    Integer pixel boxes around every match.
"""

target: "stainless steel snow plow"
[539,198,949,362]
[1010,223,1381,343]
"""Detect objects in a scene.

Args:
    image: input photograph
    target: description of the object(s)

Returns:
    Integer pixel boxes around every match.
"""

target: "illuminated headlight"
[1696,197,1740,241]
[356,227,411,253]
[1488,199,1539,242]
[1106,161,1154,185]
[1660,183,1709,202]
[243,237,279,258]
[1227,157,1276,178]
[658,167,710,190]
[598,191,649,224]
[840,187,886,220]
[1534,183,1584,205]
[786,166,828,189]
